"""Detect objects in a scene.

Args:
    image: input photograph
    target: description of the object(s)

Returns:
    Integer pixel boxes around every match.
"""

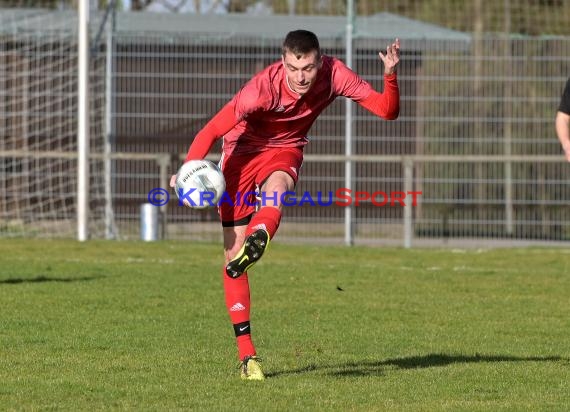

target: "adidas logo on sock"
[251,223,267,231]
[230,302,246,312]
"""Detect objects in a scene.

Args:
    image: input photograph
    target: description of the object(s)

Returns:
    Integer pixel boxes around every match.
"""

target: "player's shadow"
[0,275,102,284]
[265,353,567,378]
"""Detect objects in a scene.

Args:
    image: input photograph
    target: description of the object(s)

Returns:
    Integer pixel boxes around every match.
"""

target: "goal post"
[77,0,90,241]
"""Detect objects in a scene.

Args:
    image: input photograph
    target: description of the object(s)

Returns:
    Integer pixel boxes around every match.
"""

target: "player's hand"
[170,173,192,207]
[379,38,400,75]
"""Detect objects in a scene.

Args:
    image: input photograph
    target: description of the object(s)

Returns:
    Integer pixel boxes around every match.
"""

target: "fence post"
[158,154,170,240]
[344,0,355,246]
[104,13,116,239]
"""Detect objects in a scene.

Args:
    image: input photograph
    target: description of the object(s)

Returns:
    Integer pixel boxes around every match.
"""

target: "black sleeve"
[558,78,570,114]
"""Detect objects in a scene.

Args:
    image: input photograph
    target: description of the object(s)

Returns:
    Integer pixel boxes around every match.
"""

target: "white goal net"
[0,8,108,238]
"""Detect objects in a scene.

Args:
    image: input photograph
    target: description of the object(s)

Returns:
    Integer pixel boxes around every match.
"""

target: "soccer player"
[171,30,400,380]
[555,77,570,162]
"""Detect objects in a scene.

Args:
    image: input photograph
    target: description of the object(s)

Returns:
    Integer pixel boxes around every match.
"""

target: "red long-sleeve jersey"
[186,55,399,161]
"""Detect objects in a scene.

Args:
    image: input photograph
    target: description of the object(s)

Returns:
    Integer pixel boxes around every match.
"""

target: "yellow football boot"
[240,356,265,381]
[226,229,270,279]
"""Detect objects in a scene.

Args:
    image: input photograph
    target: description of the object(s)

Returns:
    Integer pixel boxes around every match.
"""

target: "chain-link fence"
[1,4,569,246]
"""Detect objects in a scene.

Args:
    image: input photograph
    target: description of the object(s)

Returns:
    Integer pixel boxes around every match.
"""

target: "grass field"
[0,239,569,411]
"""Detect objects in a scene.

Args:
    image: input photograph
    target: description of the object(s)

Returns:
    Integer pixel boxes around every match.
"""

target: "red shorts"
[218,147,303,226]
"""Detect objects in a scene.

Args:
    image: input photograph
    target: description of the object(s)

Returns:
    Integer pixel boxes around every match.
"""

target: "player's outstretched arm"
[356,39,401,120]
[169,101,239,188]
[185,102,238,161]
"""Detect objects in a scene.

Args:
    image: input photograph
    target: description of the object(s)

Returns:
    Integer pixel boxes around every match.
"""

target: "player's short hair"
[282,30,321,59]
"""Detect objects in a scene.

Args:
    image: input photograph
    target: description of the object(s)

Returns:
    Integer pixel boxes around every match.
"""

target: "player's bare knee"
[262,171,294,193]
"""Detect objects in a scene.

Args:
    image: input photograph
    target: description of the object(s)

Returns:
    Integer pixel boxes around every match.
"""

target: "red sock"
[246,206,282,238]
[223,269,255,360]
[236,334,255,361]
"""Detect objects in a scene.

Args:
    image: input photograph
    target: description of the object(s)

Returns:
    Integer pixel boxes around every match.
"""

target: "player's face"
[282,50,321,95]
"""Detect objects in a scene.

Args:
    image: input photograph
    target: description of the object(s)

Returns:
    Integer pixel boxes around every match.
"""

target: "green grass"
[0,239,569,411]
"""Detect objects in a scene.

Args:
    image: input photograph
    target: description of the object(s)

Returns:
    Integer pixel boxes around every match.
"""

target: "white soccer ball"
[174,160,226,209]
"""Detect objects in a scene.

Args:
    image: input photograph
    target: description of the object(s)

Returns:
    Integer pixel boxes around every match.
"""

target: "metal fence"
[1,8,569,246]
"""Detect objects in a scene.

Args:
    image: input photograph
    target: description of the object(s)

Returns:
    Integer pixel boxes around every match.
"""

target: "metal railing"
[2,149,568,246]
